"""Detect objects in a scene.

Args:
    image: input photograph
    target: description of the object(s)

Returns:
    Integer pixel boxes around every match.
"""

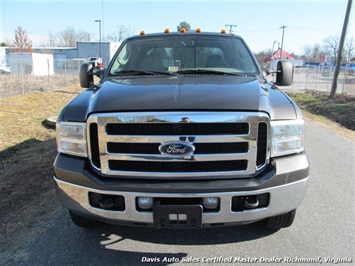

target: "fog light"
[203,197,219,209]
[137,197,153,209]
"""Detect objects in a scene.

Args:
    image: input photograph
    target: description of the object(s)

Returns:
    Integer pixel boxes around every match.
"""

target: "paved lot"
[3,121,354,266]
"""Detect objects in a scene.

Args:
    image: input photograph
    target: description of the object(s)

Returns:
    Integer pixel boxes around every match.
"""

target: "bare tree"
[300,44,313,62]
[254,49,272,65]
[46,28,90,47]
[48,31,57,47]
[345,37,354,62]
[12,26,34,52]
[106,25,133,42]
[323,35,340,64]
[58,26,77,47]
[311,44,322,62]
[76,30,91,42]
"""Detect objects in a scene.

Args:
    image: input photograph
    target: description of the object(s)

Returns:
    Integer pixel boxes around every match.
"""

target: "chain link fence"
[1,59,354,99]
[0,59,85,99]
[286,65,355,95]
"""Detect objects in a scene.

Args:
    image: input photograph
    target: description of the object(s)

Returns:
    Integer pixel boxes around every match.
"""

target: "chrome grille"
[87,112,270,179]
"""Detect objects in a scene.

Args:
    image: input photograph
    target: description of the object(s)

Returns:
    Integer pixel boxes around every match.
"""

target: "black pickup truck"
[54,29,309,230]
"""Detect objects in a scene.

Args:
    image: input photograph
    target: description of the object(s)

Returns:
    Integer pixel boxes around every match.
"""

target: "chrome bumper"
[54,176,309,227]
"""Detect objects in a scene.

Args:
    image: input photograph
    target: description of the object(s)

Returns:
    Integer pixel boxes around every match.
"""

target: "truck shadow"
[98,221,277,246]
[5,208,279,265]
[23,210,276,265]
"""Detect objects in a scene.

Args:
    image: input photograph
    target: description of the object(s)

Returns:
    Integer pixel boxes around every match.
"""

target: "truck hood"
[60,75,298,121]
[91,75,269,112]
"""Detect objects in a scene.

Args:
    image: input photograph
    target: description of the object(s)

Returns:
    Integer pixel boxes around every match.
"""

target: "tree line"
[254,35,354,66]
[2,25,135,51]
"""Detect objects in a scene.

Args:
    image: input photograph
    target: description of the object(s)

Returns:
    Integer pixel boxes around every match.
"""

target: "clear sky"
[1,0,353,54]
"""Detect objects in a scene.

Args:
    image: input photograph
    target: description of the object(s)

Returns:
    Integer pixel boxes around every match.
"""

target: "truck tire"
[262,209,296,230]
[69,211,102,228]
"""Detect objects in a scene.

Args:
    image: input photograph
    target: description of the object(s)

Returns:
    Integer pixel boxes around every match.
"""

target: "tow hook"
[99,197,114,209]
[243,196,260,209]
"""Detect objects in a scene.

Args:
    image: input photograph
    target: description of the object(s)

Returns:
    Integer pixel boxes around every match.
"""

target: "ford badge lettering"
[159,141,195,157]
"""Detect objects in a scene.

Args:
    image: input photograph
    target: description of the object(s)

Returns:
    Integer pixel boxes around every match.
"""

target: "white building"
[34,41,121,67]
[9,53,54,76]
[1,41,121,74]
[0,47,10,73]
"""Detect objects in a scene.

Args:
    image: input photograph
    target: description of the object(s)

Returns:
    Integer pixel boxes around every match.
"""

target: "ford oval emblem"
[159,141,195,157]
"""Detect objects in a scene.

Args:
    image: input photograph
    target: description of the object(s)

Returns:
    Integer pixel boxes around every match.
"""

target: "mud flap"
[153,205,203,229]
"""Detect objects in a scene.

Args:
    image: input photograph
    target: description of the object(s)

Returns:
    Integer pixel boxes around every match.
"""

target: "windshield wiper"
[176,69,261,78]
[176,69,242,76]
[112,70,174,76]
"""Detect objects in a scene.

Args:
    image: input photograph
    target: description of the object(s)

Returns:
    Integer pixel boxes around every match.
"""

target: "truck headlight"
[56,122,87,157]
[271,119,304,157]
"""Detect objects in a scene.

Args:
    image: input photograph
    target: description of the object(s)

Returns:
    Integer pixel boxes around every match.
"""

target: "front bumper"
[53,153,309,227]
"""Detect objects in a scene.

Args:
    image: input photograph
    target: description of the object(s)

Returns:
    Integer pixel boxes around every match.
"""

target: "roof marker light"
[140,30,145,35]
[180,28,186,33]
[221,29,227,34]
[196,28,201,33]
[164,28,170,33]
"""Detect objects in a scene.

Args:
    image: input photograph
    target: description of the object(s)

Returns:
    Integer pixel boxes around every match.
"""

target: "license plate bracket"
[153,205,202,229]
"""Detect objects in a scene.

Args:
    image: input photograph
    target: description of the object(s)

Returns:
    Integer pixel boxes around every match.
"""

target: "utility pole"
[272,40,277,57]
[101,0,104,41]
[95,20,102,58]
[330,0,352,98]
[279,26,287,60]
[225,24,237,34]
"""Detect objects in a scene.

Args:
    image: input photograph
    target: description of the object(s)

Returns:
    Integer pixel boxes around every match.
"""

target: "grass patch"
[287,91,355,131]
[0,85,84,253]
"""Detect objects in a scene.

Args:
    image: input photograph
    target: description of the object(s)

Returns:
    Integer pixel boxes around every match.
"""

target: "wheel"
[69,211,102,228]
[262,209,296,230]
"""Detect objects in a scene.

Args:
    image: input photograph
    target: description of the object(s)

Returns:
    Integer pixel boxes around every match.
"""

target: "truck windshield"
[109,34,259,76]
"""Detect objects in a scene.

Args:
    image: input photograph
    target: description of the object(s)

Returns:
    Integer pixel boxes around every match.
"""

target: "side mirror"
[275,61,293,86]
[80,63,94,88]
[80,58,105,88]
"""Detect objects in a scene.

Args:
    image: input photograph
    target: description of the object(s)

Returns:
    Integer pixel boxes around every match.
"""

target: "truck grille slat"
[108,160,248,172]
[106,123,249,135]
[256,122,268,167]
[89,123,100,168]
[87,112,270,179]
[107,142,249,155]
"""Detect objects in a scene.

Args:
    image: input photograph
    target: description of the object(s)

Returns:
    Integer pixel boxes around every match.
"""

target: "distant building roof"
[264,48,295,63]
